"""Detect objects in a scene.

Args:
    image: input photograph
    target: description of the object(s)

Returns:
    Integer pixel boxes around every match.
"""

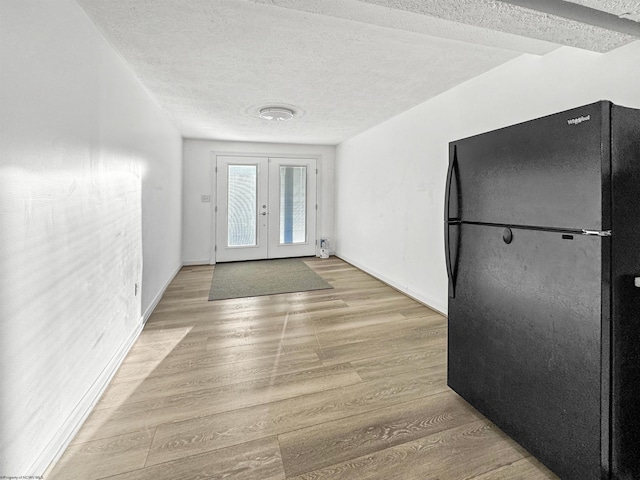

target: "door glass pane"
[280,166,306,244]
[228,165,257,247]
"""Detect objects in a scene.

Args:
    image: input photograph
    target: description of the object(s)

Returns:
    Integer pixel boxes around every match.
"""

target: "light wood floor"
[47,257,557,480]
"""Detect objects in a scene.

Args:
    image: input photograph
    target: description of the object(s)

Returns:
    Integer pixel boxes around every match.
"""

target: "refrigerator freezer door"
[451,102,609,231]
[448,223,604,480]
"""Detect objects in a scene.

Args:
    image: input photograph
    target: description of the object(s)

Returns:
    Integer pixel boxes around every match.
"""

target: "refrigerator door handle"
[581,229,612,236]
[445,145,460,221]
[445,222,460,298]
[445,145,461,298]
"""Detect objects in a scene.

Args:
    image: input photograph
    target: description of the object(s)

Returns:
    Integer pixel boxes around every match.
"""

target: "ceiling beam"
[499,0,640,37]
[356,0,636,52]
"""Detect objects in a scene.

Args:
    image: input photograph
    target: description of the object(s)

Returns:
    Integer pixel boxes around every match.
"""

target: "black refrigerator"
[445,101,640,480]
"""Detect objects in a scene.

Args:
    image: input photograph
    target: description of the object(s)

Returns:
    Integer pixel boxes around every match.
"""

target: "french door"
[215,155,317,262]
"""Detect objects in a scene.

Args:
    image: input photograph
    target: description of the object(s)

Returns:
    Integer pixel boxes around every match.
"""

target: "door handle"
[445,223,460,298]
[445,144,461,298]
[445,144,460,222]
[260,212,267,216]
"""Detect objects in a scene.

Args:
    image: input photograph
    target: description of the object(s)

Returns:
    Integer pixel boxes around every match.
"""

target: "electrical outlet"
[201,195,211,202]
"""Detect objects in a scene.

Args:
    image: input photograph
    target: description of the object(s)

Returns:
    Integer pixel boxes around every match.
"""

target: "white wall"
[0,0,182,476]
[335,41,640,315]
[182,139,335,264]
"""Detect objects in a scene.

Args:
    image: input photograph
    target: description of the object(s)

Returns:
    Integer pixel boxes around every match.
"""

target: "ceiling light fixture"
[258,106,296,121]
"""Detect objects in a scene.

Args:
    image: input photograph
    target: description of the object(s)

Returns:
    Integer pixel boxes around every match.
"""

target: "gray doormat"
[208,257,333,301]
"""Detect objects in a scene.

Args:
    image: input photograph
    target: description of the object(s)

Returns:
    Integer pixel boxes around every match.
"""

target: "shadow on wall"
[0,159,143,475]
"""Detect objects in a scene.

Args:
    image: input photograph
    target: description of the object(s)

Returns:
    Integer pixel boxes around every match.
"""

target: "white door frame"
[210,152,320,264]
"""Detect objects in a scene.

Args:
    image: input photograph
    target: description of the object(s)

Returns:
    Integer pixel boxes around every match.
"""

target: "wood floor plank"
[472,457,557,479]
[47,429,154,480]
[102,436,285,480]
[96,350,323,410]
[317,325,447,365]
[146,298,350,329]
[286,420,540,480]
[278,391,483,477]
[347,347,447,382]
[73,362,361,444]
[108,328,206,372]
[288,314,445,351]
[281,315,445,359]
[111,336,298,383]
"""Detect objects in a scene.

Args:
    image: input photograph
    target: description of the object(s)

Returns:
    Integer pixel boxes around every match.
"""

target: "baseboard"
[142,263,183,323]
[36,319,145,477]
[335,253,448,316]
[182,259,210,266]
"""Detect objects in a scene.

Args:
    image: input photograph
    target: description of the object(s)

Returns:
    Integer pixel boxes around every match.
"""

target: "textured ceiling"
[76,0,640,145]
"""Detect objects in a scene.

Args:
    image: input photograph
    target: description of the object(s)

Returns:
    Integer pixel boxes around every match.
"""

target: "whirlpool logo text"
[567,114,591,125]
